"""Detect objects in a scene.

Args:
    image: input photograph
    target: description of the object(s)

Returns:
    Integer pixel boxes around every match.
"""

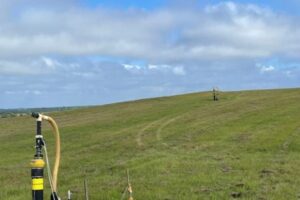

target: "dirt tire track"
[136,120,162,147]
[156,116,182,146]
[282,127,300,151]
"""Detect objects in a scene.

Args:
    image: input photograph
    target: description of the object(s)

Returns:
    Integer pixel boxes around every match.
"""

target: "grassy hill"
[1,88,300,199]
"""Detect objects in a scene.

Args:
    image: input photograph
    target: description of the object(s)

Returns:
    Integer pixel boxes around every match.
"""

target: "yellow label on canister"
[32,178,43,190]
[30,159,45,168]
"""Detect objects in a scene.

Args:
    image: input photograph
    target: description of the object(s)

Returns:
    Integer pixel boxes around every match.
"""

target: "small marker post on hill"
[213,87,220,101]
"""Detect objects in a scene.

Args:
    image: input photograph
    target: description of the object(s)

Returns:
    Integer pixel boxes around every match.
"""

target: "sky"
[0,0,300,108]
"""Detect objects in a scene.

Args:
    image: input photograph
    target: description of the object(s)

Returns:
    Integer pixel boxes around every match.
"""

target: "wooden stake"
[127,169,133,200]
[84,178,89,200]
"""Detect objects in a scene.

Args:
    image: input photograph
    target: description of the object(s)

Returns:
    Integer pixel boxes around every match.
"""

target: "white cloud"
[5,90,42,95]
[0,57,61,75]
[257,64,275,73]
[32,90,42,95]
[147,64,186,75]
[285,70,292,76]
[41,57,62,69]
[148,64,158,69]
[71,71,95,78]
[121,63,186,76]
[148,64,170,70]
[0,1,299,64]
[123,64,142,70]
[0,60,34,75]
[205,1,238,14]
[172,66,186,76]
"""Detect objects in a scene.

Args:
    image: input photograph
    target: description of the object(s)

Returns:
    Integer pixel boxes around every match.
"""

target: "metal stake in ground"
[31,113,45,200]
[31,113,61,200]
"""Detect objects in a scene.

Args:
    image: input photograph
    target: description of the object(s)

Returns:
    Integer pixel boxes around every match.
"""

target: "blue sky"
[0,0,299,108]
[86,0,300,14]
[85,0,167,9]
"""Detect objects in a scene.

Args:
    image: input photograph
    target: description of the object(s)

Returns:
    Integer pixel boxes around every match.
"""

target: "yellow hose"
[41,114,60,193]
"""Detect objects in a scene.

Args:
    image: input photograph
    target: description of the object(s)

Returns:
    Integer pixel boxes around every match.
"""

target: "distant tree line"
[0,106,80,118]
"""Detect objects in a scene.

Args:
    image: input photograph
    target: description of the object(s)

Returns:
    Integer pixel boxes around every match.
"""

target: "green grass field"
[1,88,300,199]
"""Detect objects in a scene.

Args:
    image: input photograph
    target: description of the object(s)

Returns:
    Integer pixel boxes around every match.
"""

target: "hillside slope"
[1,89,300,199]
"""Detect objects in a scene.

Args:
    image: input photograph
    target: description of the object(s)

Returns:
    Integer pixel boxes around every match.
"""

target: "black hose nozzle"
[32,112,40,119]
[51,192,60,200]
